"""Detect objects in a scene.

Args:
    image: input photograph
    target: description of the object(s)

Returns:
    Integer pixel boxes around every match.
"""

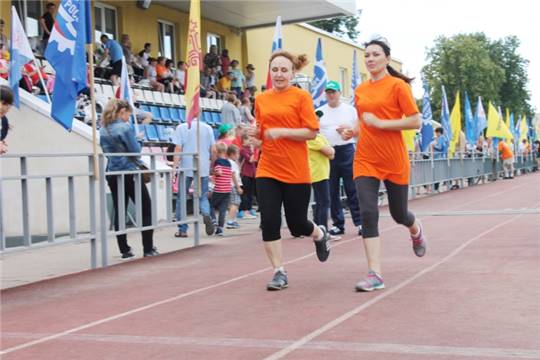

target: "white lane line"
[0,226,400,356]
[4,333,540,359]
[262,210,532,360]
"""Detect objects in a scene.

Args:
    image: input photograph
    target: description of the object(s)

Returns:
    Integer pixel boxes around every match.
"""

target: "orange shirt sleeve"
[396,81,420,117]
[299,92,319,131]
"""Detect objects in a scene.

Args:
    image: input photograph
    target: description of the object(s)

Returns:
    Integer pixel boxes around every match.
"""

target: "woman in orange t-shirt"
[250,50,331,291]
[340,39,427,292]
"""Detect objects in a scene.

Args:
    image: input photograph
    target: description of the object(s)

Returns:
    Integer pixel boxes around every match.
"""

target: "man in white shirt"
[173,118,216,237]
[316,81,363,236]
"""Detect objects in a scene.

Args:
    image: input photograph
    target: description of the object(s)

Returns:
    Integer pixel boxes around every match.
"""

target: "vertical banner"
[185,0,202,128]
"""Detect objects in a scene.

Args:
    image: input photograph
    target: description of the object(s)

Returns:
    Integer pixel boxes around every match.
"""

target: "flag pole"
[87,43,99,181]
[32,59,52,104]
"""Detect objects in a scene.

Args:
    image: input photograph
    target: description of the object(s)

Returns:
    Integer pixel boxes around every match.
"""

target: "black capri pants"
[355,176,415,238]
[256,177,315,242]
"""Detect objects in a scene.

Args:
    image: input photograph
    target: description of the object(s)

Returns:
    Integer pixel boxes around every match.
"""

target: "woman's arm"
[265,128,317,141]
[362,112,421,131]
[319,145,335,160]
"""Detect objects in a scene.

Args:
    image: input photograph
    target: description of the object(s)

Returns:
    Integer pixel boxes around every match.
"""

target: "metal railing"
[0,152,200,268]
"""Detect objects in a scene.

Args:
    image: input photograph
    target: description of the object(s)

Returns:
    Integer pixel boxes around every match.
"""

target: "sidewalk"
[1,215,262,289]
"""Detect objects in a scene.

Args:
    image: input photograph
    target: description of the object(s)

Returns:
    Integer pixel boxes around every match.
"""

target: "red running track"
[1,173,540,360]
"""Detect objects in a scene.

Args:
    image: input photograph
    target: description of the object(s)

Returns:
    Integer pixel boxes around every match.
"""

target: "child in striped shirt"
[211,142,234,236]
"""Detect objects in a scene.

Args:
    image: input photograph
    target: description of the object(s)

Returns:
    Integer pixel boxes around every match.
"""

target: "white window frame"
[12,0,43,38]
[94,2,118,41]
[206,33,222,53]
[157,20,176,62]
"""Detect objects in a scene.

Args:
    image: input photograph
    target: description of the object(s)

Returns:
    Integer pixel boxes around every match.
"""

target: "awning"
[152,0,357,29]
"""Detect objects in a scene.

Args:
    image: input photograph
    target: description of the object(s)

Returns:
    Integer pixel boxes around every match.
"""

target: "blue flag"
[475,96,487,138]
[9,6,35,108]
[420,82,434,152]
[350,49,360,104]
[464,92,475,145]
[45,0,92,130]
[440,85,451,145]
[311,38,328,108]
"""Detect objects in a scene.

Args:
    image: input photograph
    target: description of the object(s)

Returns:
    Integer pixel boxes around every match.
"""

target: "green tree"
[422,33,534,122]
[308,14,360,41]
[488,36,534,118]
[422,33,504,121]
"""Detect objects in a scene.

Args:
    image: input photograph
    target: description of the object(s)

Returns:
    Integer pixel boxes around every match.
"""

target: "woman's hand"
[362,112,383,129]
[264,128,284,140]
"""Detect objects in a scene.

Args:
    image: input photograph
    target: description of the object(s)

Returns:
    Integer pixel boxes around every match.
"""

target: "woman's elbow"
[411,115,422,129]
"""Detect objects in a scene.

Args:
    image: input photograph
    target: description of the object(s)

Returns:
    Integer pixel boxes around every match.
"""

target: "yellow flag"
[519,114,528,141]
[402,129,416,152]
[185,0,201,127]
[449,91,461,154]
[505,108,510,128]
[486,102,514,139]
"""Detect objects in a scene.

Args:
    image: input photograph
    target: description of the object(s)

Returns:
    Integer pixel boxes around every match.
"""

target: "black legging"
[256,177,315,241]
[355,176,415,238]
[107,174,154,254]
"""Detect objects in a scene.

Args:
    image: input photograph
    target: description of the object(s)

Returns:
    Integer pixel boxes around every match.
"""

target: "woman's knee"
[389,208,415,227]
[361,208,379,237]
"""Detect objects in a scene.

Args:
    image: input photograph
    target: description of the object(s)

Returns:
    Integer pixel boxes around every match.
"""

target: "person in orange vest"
[498,140,514,179]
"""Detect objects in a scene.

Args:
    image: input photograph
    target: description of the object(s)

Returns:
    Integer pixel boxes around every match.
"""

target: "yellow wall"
[99,1,243,65]
[1,1,243,66]
[246,24,402,98]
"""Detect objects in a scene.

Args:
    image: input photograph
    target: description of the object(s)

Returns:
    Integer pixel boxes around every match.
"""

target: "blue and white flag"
[420,82,434,152]
[265,16,282,90]
[311,38,328,108]
[475,96,487,138]
[9,6,35,108]
[350,49,360,104]
[440,85,451,144]
[45,0,92,131]
[464,92,475,145]
[117,55,139,133]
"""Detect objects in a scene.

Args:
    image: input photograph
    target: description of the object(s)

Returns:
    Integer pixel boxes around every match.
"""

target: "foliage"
[422,33,534,122]
[308,15,360,41]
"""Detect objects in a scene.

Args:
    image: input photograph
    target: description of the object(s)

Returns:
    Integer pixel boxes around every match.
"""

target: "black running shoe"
[267,270,288,291]
[329,226,345,236]
[314,225,330,262]
[121,250,134,259]
[203,215,215,236]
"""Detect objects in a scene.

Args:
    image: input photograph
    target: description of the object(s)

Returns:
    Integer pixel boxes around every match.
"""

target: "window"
[11,0,43,37]
[339,67,347,96]
[94,3,117,40]
[206,33,222,53]
[158,21,175,61]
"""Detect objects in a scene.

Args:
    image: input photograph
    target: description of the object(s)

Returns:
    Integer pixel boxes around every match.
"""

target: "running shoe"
[314,225,330,262]
[203,214,215,236]
[121,249,134,259]
[411,220,427,257]
[329,226,344,236]
[355,271,385,292]
[249,209,258,217]
[215,227,224,236]
[267,270,288,291]
[236,211,244,219]
[329,234,341,242]
[226,221,240,229]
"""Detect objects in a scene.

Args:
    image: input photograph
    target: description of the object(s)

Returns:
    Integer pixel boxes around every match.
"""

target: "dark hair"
[165,59,173,67]
[144,43,151,49]
[46,2,55,9]
[177,60,185,67]
[0,85,14,105]
[435,127,444,135]
[157,56,165,63]
[100,34,109,41]
[364,39,414,84]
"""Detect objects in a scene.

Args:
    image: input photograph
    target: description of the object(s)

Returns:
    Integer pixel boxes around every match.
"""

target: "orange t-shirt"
[498,141,513,160]
[156,64,167,79]
[354,75,419,185]
[255,86,319,184]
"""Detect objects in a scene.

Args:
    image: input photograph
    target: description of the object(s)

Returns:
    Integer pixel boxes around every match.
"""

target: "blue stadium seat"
[211,112,221,125]
[144,124,159,142]
[169,108,182,123]
[139,104,151,113]
[155,125,171,142]
[178,108,186,123]
[159,107,173,123]
[202,111,214,125]
[149,105,162,122]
